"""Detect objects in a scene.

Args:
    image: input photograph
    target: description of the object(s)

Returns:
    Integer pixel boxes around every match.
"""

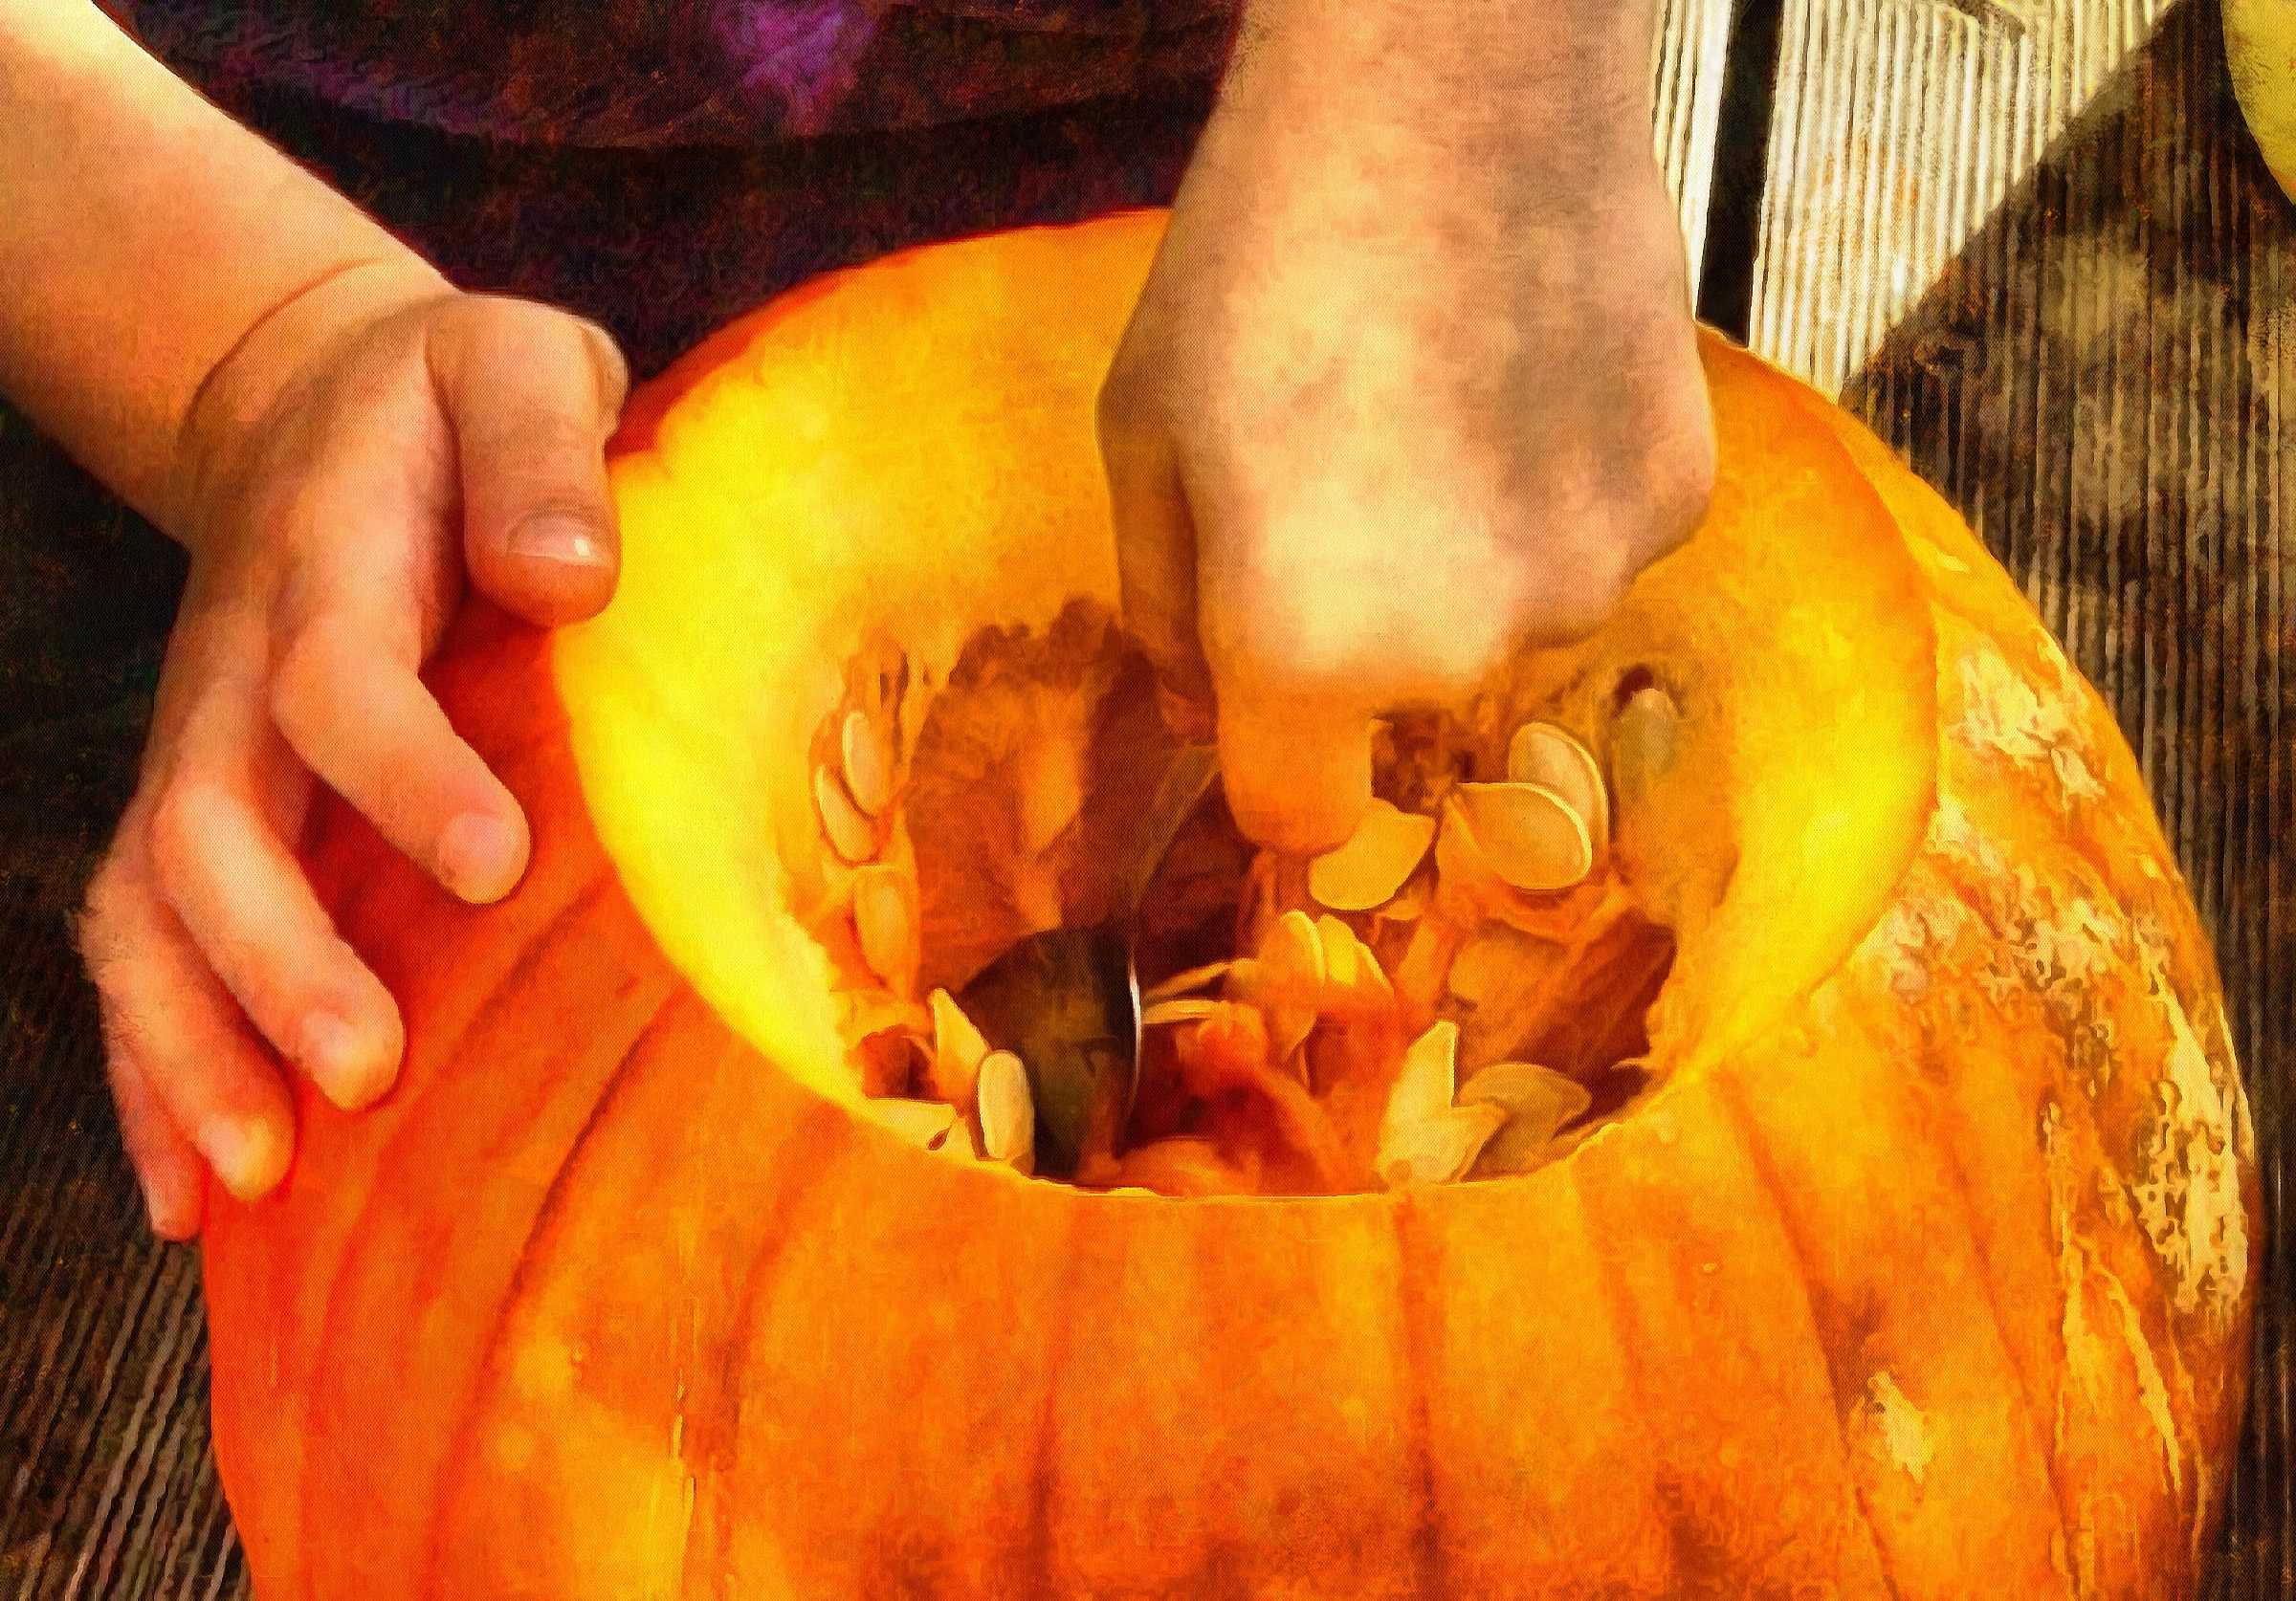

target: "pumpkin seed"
[926,988,990,1107]
[1446,783,1594,893]
[852,866,918,993]
[1445,932,1506,1005]
[1308,799,1438,911]
[1459,1062,1593,1174]
[865,1096,960,1150]
[1316,914,1359,987]
[1141,998,1231,1027]
[1392,919,1456,1011]
[1374,1021,1509,1186]
[975,1050,1035,1169]
[1383,1020,1461,1131]
[1378,1102,1509,1188]
[814,764,879,866]
[1140,961,1232,1004]
[1315,914,1395,1010]
[840,708,897,817]
[1610,683,1681,807]
[1233,909,1325,1061]
[1506,723,1608,860]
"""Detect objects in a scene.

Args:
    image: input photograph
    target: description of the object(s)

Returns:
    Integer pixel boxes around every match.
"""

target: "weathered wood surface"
[1752,0,2294,1592]
[0,9,1739,1597]
[1755,0,2175,394]
[1656,0,1740,284]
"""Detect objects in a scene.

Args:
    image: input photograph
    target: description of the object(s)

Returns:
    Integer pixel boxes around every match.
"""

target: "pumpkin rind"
[202,213,2254,1599]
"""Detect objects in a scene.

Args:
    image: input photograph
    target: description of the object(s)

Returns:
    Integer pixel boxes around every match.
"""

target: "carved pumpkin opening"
[791,595,1681,1196]
[554,213,1940,1215]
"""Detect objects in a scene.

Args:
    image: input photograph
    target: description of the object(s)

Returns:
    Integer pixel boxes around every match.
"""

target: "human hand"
[1099,0,1715,853]
[77,264,629,1237]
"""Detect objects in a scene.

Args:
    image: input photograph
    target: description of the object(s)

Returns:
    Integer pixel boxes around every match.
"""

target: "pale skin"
[1,0,1712,1236]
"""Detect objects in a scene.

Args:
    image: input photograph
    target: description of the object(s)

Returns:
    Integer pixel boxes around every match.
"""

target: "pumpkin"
[201,211,2256,1598]
[2226,0,2296,202]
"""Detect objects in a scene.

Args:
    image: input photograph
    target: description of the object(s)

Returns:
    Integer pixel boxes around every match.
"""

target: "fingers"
[1101,369,1376,851]
[102,1039,207,1239]
[132,591,419,1129]
[432,300,629,625]
[270,608,528,908]
[76,292,622,1225]
[146,759,406,1110]
[1214,689,1375,855]
[1099,377,1213,712]
[81,845,297,1208]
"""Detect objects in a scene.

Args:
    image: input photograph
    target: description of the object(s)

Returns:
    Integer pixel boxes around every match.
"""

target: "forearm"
[1211,0,1663,245]
[0,2,445,538]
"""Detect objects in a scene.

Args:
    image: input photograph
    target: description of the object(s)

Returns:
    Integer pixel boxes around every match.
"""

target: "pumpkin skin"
[200,211,2256,1599]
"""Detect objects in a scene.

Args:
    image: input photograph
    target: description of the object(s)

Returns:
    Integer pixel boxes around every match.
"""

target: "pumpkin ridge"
[1915,834,2219,1583]
[382,869,620,1116]
[1569,1157,1689,1593]
[202,632,601,1601]
[1012,1203,1088,1601]
[330,872,624,1315]
[1927,833,2219,1416]
[411,980,686,1597]
[256,628,625,1595]
[295,868,675,1595]
[686,1102,863,1597]
[1390,1195,1451,1601]
[1897,1021,2086,1586]
[1709,1067,1914,1601]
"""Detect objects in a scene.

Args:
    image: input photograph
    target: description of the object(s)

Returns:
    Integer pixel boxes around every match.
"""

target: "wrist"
[1230,0,1655,144]
[1204,0,1666,255]
[164,253,453,550]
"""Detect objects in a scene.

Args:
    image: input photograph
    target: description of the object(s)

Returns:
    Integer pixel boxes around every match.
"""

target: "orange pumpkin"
[202,211,2256,1598]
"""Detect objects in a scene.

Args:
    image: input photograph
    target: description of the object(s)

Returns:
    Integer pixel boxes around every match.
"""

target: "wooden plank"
[1749,3,2294,1593]
[1754,0,2170,395]
[1655,0,1741,282]
[0,881,246,1600]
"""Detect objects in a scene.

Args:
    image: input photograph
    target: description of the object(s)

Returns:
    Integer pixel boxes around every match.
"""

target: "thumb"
[1099,373,1215,734]
[433,299,629,625]
[1213,684,1376,857]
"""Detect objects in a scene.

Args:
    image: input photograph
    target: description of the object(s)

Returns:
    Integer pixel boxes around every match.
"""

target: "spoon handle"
[1116,744,1221,917]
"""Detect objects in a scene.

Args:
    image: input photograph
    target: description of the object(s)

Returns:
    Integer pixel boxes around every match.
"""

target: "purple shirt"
[107,1,1237,145]
[100,2,1233,372]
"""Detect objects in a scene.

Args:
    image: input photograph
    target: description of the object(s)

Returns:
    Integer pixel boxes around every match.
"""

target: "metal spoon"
[953,744,1221,1177]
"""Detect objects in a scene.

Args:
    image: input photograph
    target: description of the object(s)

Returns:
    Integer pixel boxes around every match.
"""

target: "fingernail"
[507,514,609,568]
[136,1176,169,1236]
[301,1010,391,1109]
[438,810,525,903]
[199,1116,289,1201]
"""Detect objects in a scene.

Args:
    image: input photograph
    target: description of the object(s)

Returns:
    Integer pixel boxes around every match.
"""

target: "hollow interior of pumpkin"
[557,226,1939,1208]
[791,597,1681,1197]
